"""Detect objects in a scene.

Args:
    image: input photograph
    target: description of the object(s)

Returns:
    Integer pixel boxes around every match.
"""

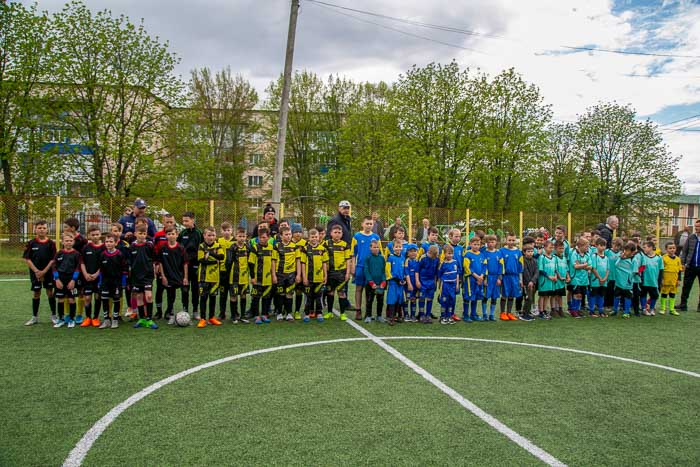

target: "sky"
[32,0,700,193]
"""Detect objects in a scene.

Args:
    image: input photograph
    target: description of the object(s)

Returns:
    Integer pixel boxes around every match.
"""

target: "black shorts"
[29,272,54,291]
[640,285,659,298]
[538,290,556,297]
[100,284,122,301]
[82,280,100,295]
[590,286,606,297]
[294,282,305,294]
[554,287,566,297]
[251,284,272,298]
[131,281,153,293]
[306,282,324,297]
[219,271,230,287]
[55,279,78,299]
[327,270,348,291]
[570,285,588,295]
[276,272,296,295]
[229,283,249,296]
[615,287,633,299]
[199,282,219,296]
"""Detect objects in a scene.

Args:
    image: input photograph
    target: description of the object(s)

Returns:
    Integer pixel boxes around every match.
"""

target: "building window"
[249,197,262,209]
[250,132,264,144]
[249,153,262,166]
[248,175,263,187]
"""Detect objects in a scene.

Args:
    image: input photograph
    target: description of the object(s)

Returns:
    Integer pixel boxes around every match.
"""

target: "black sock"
[48,296,56,314]
[84,302,92,319]
[69,302,76,319]
[94,297,101,318]
[138,305,145,319]
[295,293,303,312]
[32,297,40,316]
[146,302,153,318]
[239,297,247,318]
[327,294,335,314]
[113,300,120,319]
[285,296,293,315]
[102,299,111,319]
[208,295,216,319]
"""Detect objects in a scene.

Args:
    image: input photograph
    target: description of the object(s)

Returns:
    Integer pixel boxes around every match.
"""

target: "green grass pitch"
[1,277,699,466]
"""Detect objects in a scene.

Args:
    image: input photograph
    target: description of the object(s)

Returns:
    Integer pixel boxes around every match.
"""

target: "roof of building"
[675,195,700,205]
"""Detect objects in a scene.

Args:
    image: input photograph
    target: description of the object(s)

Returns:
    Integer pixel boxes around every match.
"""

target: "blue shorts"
[485,276,501,300]
[502,274,521,298]
[387,281,405,305]
[353,266,367,287]
[439,282,457,308]
[419,281,436,300]
[463,277,484,301]
[405,281,418,300]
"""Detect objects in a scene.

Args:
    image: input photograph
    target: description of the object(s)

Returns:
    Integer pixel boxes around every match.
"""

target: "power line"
[306,0,700,60]
[309,1,485,54]
[659,113,700,128]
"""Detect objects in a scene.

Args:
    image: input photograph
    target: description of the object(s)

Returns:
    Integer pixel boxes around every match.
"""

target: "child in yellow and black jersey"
[323,224,352,321]
[196,226,224,328]
[217,221,235,321]
[301,228,328,322]
[226,227,251,323]
[273,225,300,322]
[248,227,278,324]
[291,224,307,318]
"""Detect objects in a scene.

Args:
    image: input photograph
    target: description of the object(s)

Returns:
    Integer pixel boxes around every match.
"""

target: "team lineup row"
[21,213,683,329]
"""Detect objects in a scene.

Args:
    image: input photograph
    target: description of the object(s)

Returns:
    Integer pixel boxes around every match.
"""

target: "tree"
[172,67,259,198]
[49,0,183,197]
[391,61,482,208]
[576,102,681,222]
[542,122,584,212]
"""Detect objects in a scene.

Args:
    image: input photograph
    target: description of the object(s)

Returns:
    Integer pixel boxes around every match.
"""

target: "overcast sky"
[32,0,700,193]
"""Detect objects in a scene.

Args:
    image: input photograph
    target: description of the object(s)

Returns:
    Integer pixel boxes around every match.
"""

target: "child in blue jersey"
[416,245,440,324]
[352,216,380,316]
[438,244,460,324]
[386,241,410,325]
[552,240,570,317]
[499,233,522,320]
[605,238,623,312]
[589,238,610,317]
[568,238,591,318]
[404,245,420,322]
[483,234,505,320]
[614,242,637,318]
[419,227,441,258]
[537,240,557,319]
[639,241,663,316]
[386,226,406,258]
[463,236,487,322]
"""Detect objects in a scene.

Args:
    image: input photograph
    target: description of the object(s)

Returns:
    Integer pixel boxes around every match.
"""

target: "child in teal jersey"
[604,238,623,311]
[639,240,663,316]
[568,238,591,318]
[589,238,610,317]
[614,242,638,318]
[537,240,558,319]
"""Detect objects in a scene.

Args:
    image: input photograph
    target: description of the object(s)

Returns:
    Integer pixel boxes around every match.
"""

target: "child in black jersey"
[80,226,105,327]
[130,225,157,329]
[98,233,128,329]
[52,232,81,328]
[157,226,189,325]
[22,220,56,325]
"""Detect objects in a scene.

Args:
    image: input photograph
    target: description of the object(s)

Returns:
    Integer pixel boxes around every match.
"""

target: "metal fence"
[0,195,676,247]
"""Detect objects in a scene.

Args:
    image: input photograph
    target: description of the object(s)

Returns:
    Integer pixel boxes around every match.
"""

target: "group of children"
[23,212,684,329]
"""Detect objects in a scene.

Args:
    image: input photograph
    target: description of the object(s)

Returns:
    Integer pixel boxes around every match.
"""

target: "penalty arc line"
[341,318,567,467]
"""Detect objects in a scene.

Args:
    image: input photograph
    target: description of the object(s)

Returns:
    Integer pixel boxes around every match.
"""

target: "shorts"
[353,266,367,287]
[640,285,659,299]
[219,271,230,287]
[55,276,78,299]
[570,285,588,296]
[463,277,484,301]
[82,280,100,295]
[405,281,418,300]
[276,272,296,295]
[327,270,348,292]
[229,283,249,296]
[386,280,405,305]
[29,272,54,291]
[485,276,501,300]
[590,286,606,297]
[100,284,122,301]
[538,290,556,297]
[418,281,436,300]
[131,281,153,293]
[660,284,677,295]
[199,281,220,297]
[615,287,633,299]
[294,282,305,294]
[306,282,324,297]
[251,284,272,298]
[438,282,457,308]
[554,287,566,296]
[502,275,521,298]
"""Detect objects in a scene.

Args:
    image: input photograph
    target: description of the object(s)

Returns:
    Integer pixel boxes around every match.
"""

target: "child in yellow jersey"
[291,224,307,319]
[274,225,301,322]
[248,227,278,324]
[226,227,250,323]
[302,228,328,322]
[324,224,353,321]
[217,221,235,321]
[196,226,224,328]
[660,242,683,316]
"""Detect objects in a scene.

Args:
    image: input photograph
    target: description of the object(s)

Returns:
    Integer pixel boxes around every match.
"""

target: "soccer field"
[2,277,699,466]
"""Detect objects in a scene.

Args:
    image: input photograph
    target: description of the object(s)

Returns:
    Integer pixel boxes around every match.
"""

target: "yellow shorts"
[660,284,678,295]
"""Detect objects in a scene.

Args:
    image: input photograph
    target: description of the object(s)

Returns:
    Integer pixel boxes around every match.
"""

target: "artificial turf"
[1,277,698,466]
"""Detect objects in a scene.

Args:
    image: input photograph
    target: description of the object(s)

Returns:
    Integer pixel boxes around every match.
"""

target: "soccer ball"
[175,312,191,327]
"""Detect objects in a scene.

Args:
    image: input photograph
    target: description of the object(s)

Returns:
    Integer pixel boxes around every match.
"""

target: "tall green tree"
[576,102,681,221]
[49,0,182,197]
[541,122,584,212]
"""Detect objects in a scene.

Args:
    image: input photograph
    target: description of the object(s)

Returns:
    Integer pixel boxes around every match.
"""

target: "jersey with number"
[640,254,663,288]
[248,241,278,286]
[463,250,486,278]
[303,243,328,283]
[198,241,224,283]
[499,247,523,275]
[227,243,251,285]
[326,239,352,272]
[23,238,56,271]
[275,241,299,275]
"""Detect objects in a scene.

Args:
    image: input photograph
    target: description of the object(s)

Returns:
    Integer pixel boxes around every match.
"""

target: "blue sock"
[571,298,581,311]
[426,300,433,316]
[463,301,470,319]
[613,296,619,311]
[410,302,416,318]
[418,300,425,317]
[440,307,446,319]
[470,300,478,319]
[650,298,657,310]
[490,303,496,316]
[624,298,632,314]
[481,301,487,318]
[589,296,596,312]
[640,296,647,310]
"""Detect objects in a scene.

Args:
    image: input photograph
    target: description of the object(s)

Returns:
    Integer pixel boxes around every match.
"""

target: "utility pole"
[272,0,300,206]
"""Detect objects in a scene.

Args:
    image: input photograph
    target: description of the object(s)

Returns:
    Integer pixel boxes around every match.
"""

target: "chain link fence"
[0,196,677,250]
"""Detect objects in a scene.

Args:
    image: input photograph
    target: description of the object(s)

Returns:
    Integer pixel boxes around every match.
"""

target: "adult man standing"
[118,198,156,242]
[675,225,692,256]
[416,218,431,243]
[679,219,700,311]
[596,215,618,248]
[371,211,384,238]
[252,204,279,238]
[326,200,352,243]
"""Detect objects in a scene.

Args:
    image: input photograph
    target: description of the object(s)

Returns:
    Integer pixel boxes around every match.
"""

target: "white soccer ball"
[175,311,192,327]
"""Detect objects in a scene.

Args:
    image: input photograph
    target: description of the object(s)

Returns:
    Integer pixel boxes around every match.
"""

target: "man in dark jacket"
[252,204,279,238]
[326,200,352,243]
[596,216,618,249]
[679,219,700,311]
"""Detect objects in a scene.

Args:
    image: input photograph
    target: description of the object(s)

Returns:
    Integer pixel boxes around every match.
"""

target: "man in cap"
[118,198,156,242]
[252,203,279,238]
[326,200,354,311]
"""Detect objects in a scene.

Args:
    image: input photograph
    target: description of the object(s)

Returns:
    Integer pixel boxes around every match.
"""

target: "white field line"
[342,318,567,467]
